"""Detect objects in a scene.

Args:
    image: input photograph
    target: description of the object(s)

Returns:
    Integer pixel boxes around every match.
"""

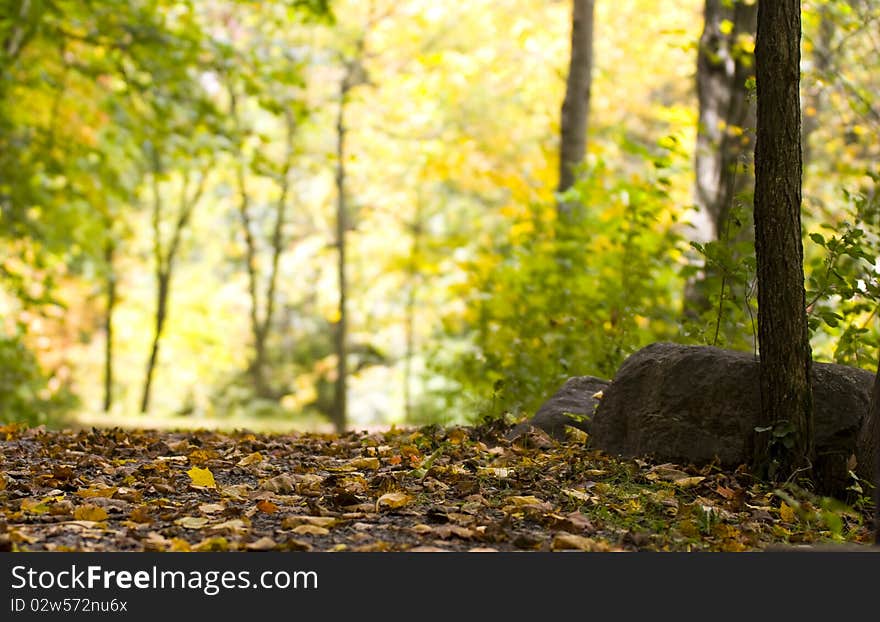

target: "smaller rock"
[508,376,610,441]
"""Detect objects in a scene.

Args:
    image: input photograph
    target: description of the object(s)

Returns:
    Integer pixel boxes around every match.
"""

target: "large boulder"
[508,376,610,441]
[591,342,874,496]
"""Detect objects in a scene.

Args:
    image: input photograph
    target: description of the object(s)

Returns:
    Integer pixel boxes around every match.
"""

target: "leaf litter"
[0,422,874,552]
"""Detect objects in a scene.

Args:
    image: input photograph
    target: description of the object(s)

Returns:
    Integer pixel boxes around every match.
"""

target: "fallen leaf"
[194,537,230,552]
[199,503,225,514]
[561,488,594,502]
[779,502,796,523]
[348,457,380,470]
[246,537,278,551]
[292,524,330,536]
[376,492,411,511]
[187,467,216,489]
[257,500,279,514]
[175,516,209,529]
[76,485,117,499]
[237,452,264,467]
[477,467,514,478]
[551,532,609,552]
[73,504,108,522]
[261,474,296,493]
[281,516,338,529]
[673,476,706,488]
[210,519,248,533]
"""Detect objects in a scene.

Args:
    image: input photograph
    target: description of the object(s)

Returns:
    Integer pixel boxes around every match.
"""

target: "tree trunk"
[557,0,595,212]
[685,0,757,322]
[692,0,757,244]
[332,78,350,434]
[140,156,209,414]
[102,238,116,412]
[403,189,424,423]
[856,355,880,544]
[801,7,834,168]
[140,273,168,414]
[751,0,813,481]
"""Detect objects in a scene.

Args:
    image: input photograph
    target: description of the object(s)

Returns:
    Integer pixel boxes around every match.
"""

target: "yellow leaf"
[187,466,216,489]
[20,498,51,515]
[376,492,411,511]
[76,485,118,499]
[73,504,108,522]
[236,452,264,467]
[779,502,796,523]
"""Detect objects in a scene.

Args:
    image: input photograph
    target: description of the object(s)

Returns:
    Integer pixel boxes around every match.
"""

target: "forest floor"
[0,421,875,552]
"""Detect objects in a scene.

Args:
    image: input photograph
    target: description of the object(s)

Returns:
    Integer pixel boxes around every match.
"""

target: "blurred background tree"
[0,0,877,433]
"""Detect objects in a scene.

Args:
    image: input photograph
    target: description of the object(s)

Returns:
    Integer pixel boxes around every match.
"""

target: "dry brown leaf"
[198,503,225,514]
[551,532,610,552]
[291,524,330,536]
[256,500,279,514]
[281,516,338,529]
[175,516,209,529]
[348,457,380,470]
[237,452,264,467]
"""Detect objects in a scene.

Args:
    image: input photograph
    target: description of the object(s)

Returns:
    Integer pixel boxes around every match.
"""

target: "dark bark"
[140,155,210,413]
[102,237,116,412]
[857,357,880,544]
[751,0,814,481]
[557,0,595,211]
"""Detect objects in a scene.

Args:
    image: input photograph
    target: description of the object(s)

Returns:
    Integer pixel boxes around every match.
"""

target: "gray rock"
[508,376,610,441]
[591,342,873,495]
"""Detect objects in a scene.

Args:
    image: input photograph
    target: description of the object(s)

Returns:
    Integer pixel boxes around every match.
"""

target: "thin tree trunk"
[557,0,595,212]
[233,152,268,397]
[103,237,116,412]
[403,190,424,422]
[255,110,296,398]
[692,0,757,243]
[332,77,350,434]
[751,0,813,481]
[140,155,210,414]
[802,8,834,168]
[856,342,880,544]
[140,273,168,414]
[685,0,757,322]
